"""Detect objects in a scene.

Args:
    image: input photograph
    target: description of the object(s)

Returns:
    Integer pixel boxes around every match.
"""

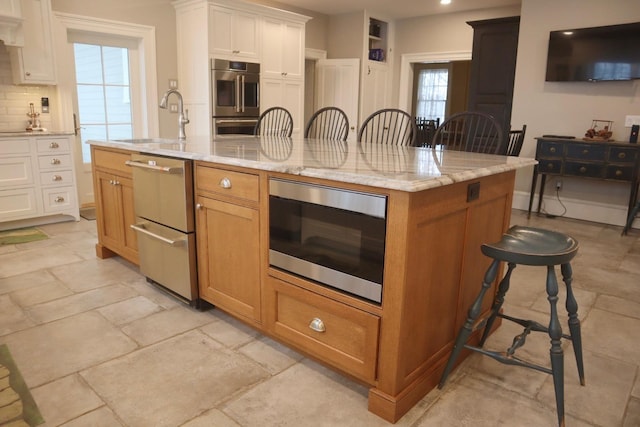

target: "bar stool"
[439,225,584,427]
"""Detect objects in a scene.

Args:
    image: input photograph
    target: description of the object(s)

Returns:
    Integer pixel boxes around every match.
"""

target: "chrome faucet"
[159,89,189,139]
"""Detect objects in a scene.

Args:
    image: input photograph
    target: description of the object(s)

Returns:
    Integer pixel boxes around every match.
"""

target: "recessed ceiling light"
[441,0,452,4]
[563,31,574,35]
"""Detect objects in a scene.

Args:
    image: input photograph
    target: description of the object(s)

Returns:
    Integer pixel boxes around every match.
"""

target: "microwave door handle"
[235,75,241,113]
[241,74,245,112]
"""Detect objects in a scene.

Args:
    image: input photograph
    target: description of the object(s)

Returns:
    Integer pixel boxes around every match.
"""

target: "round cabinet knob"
[219,177,232,189]
[582,149,589,155]
[52,175,62,181]
[25,72,31,76]
[49,142,59,149]
[549,147,556,153]
[579,166,587,173]
[51,158,61,165]
[618,152,626,159]
[54,196,65,203]
[547,163,554,170]
[308,318,326,333]
[195,203,203,210]
[615,170,623,177]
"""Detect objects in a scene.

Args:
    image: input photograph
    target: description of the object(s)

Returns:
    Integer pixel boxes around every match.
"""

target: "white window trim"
[52,12,159,139]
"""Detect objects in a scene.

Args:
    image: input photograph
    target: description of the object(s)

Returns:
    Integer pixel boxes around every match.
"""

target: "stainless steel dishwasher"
[126,153,198,306]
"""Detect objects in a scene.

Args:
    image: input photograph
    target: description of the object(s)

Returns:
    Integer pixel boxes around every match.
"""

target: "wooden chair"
[254,107,293,137]
[432,111,504,154]
[415,117,440,147]
[357,108,418,146]
[304,107,349,141]
[506,124,527,156]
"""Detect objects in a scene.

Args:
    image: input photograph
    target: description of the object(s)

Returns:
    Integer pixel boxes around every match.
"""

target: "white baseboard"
[512,190,637,229]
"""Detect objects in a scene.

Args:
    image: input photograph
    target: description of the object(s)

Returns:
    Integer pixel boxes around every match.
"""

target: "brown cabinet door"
[95,169,123,251]
[196,195,261,322]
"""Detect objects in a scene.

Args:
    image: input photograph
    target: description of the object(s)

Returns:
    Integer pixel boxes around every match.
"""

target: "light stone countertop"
[0,130,75,137]
[88,135,537,192]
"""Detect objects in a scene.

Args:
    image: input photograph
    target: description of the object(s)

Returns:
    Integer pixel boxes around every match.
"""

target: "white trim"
[398,51,472,111]
[53,12,159,138]
[305,48,327,60]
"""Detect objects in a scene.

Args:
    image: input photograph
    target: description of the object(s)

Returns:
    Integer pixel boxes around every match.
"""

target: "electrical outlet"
[169,103,178,113]
[555,180,562,191]
[624,115,640,127]
[169,79,178,89]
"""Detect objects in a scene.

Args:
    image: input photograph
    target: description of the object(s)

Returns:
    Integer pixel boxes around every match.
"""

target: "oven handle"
[130,223,186,247]
[125,160,183,174]
[235,75,241,113]
[215,118,259,124]
[241,74,245,113]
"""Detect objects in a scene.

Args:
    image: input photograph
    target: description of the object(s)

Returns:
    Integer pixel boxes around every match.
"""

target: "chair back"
[254,107,293,137]
[432,111,504,154]
[415,117,440,147]
[304,107,349,141]
[357,108,418,146]
[506,124,527,156]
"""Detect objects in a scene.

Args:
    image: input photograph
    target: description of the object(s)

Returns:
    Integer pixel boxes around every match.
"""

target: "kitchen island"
[88,135,536,423]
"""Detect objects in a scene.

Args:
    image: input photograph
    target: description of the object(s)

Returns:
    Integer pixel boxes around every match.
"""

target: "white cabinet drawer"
[40,170,74,186]
[0,188,39,220]
[0,138,31,155]
[0,156,34,188]
[36,138,71,153]
[37,154,72,170]
[42,186,76,213]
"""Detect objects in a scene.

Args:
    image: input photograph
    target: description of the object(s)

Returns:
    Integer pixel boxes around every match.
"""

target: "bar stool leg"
[547,265,565,427]
[480,262,516,346]
[562,263,585,385]
[439,259,500,388]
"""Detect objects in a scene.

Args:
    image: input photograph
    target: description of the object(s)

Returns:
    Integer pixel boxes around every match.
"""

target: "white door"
[315,59,360,141]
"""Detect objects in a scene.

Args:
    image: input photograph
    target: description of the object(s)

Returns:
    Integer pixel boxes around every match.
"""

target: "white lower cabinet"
[0,135,79,227]
[261,77,304,136]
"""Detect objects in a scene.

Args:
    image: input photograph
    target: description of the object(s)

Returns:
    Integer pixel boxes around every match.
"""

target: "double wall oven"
[269,178,388,304]
[211,59,260,136]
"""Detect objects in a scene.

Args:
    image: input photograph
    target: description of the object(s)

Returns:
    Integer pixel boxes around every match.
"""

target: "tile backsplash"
[0,42,57,131]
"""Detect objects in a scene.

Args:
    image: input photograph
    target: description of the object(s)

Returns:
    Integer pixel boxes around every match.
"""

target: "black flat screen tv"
[545,22,640,82]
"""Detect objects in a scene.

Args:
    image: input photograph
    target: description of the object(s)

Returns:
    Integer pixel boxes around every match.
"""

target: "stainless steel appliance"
[211,58,260,135]
[126,154,198,306]
[268,178,387,304]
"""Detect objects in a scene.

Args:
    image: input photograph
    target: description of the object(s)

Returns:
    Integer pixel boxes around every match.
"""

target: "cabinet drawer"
[40,170,74,186]
[538,159,562,174]
[196,165,259,202]
[266,277,379,383]
[0,156,34,188]
[566,143,606,160]
[564,162,604,178]
[36,138,71,153]
[605,165,634,181]
[38,154,72,170]
[609,147,638,164]
[42,186,76,213]
[92,148,132,176]
[0,188,38,220]
[538,141,563,158]
[0,138,31,155]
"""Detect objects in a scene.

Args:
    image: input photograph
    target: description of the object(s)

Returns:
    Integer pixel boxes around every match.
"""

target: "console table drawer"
[539,141,564,158]
[610,147,638,164]
[538,160,563,174]
[566,144,606,160]
[564,162,604,178]
[605,165,634,181]
[266,277,379,383]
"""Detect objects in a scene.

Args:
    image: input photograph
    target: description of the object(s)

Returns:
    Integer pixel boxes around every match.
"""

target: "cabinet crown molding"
[173,0,310,23]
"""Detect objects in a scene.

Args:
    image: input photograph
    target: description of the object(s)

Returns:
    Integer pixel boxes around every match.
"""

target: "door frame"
[52,12,159,206]
[398,51,472,113]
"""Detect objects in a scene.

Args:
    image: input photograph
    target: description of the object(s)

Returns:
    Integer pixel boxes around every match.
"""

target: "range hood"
[0,0,24,47]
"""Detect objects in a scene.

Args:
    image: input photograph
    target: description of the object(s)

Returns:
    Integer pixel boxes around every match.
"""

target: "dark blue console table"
[528,137,640,219]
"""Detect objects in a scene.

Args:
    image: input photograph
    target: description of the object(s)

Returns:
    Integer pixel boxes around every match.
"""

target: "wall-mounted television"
[545,22,640,82]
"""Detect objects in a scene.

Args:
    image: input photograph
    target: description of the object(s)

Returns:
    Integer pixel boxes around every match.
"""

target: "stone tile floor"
[0,209,638,426]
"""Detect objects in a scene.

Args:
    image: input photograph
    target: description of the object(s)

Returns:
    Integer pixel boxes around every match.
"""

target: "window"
[415,68,449,123]
[74,43,133,163]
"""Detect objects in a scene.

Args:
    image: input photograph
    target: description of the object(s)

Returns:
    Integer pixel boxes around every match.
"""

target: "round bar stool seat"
[481,226,579,266]
[439,225,584,427]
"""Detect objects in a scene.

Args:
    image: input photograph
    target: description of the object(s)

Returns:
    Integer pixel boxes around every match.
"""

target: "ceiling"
[273,0,521,20]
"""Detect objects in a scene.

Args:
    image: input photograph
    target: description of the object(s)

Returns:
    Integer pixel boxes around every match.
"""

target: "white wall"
[511,0,640,225]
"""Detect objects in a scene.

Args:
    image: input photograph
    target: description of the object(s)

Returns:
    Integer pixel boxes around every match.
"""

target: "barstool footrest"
[498,313,573,341]
[464,344,553,375]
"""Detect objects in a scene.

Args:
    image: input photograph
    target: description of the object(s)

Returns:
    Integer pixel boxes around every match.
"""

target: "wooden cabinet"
[265,276,380,383]
[466,16,520,140]
[0,135,78,228]
[195,163,261,323]
[8,0,56,84]
[92,146,138,265]
[208,5,259,60]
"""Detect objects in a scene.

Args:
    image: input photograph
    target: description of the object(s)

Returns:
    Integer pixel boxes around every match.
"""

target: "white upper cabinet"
[209,5,259,60]
[261,17,304,80]
[9,0,56,84]
[0,0,24,46]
